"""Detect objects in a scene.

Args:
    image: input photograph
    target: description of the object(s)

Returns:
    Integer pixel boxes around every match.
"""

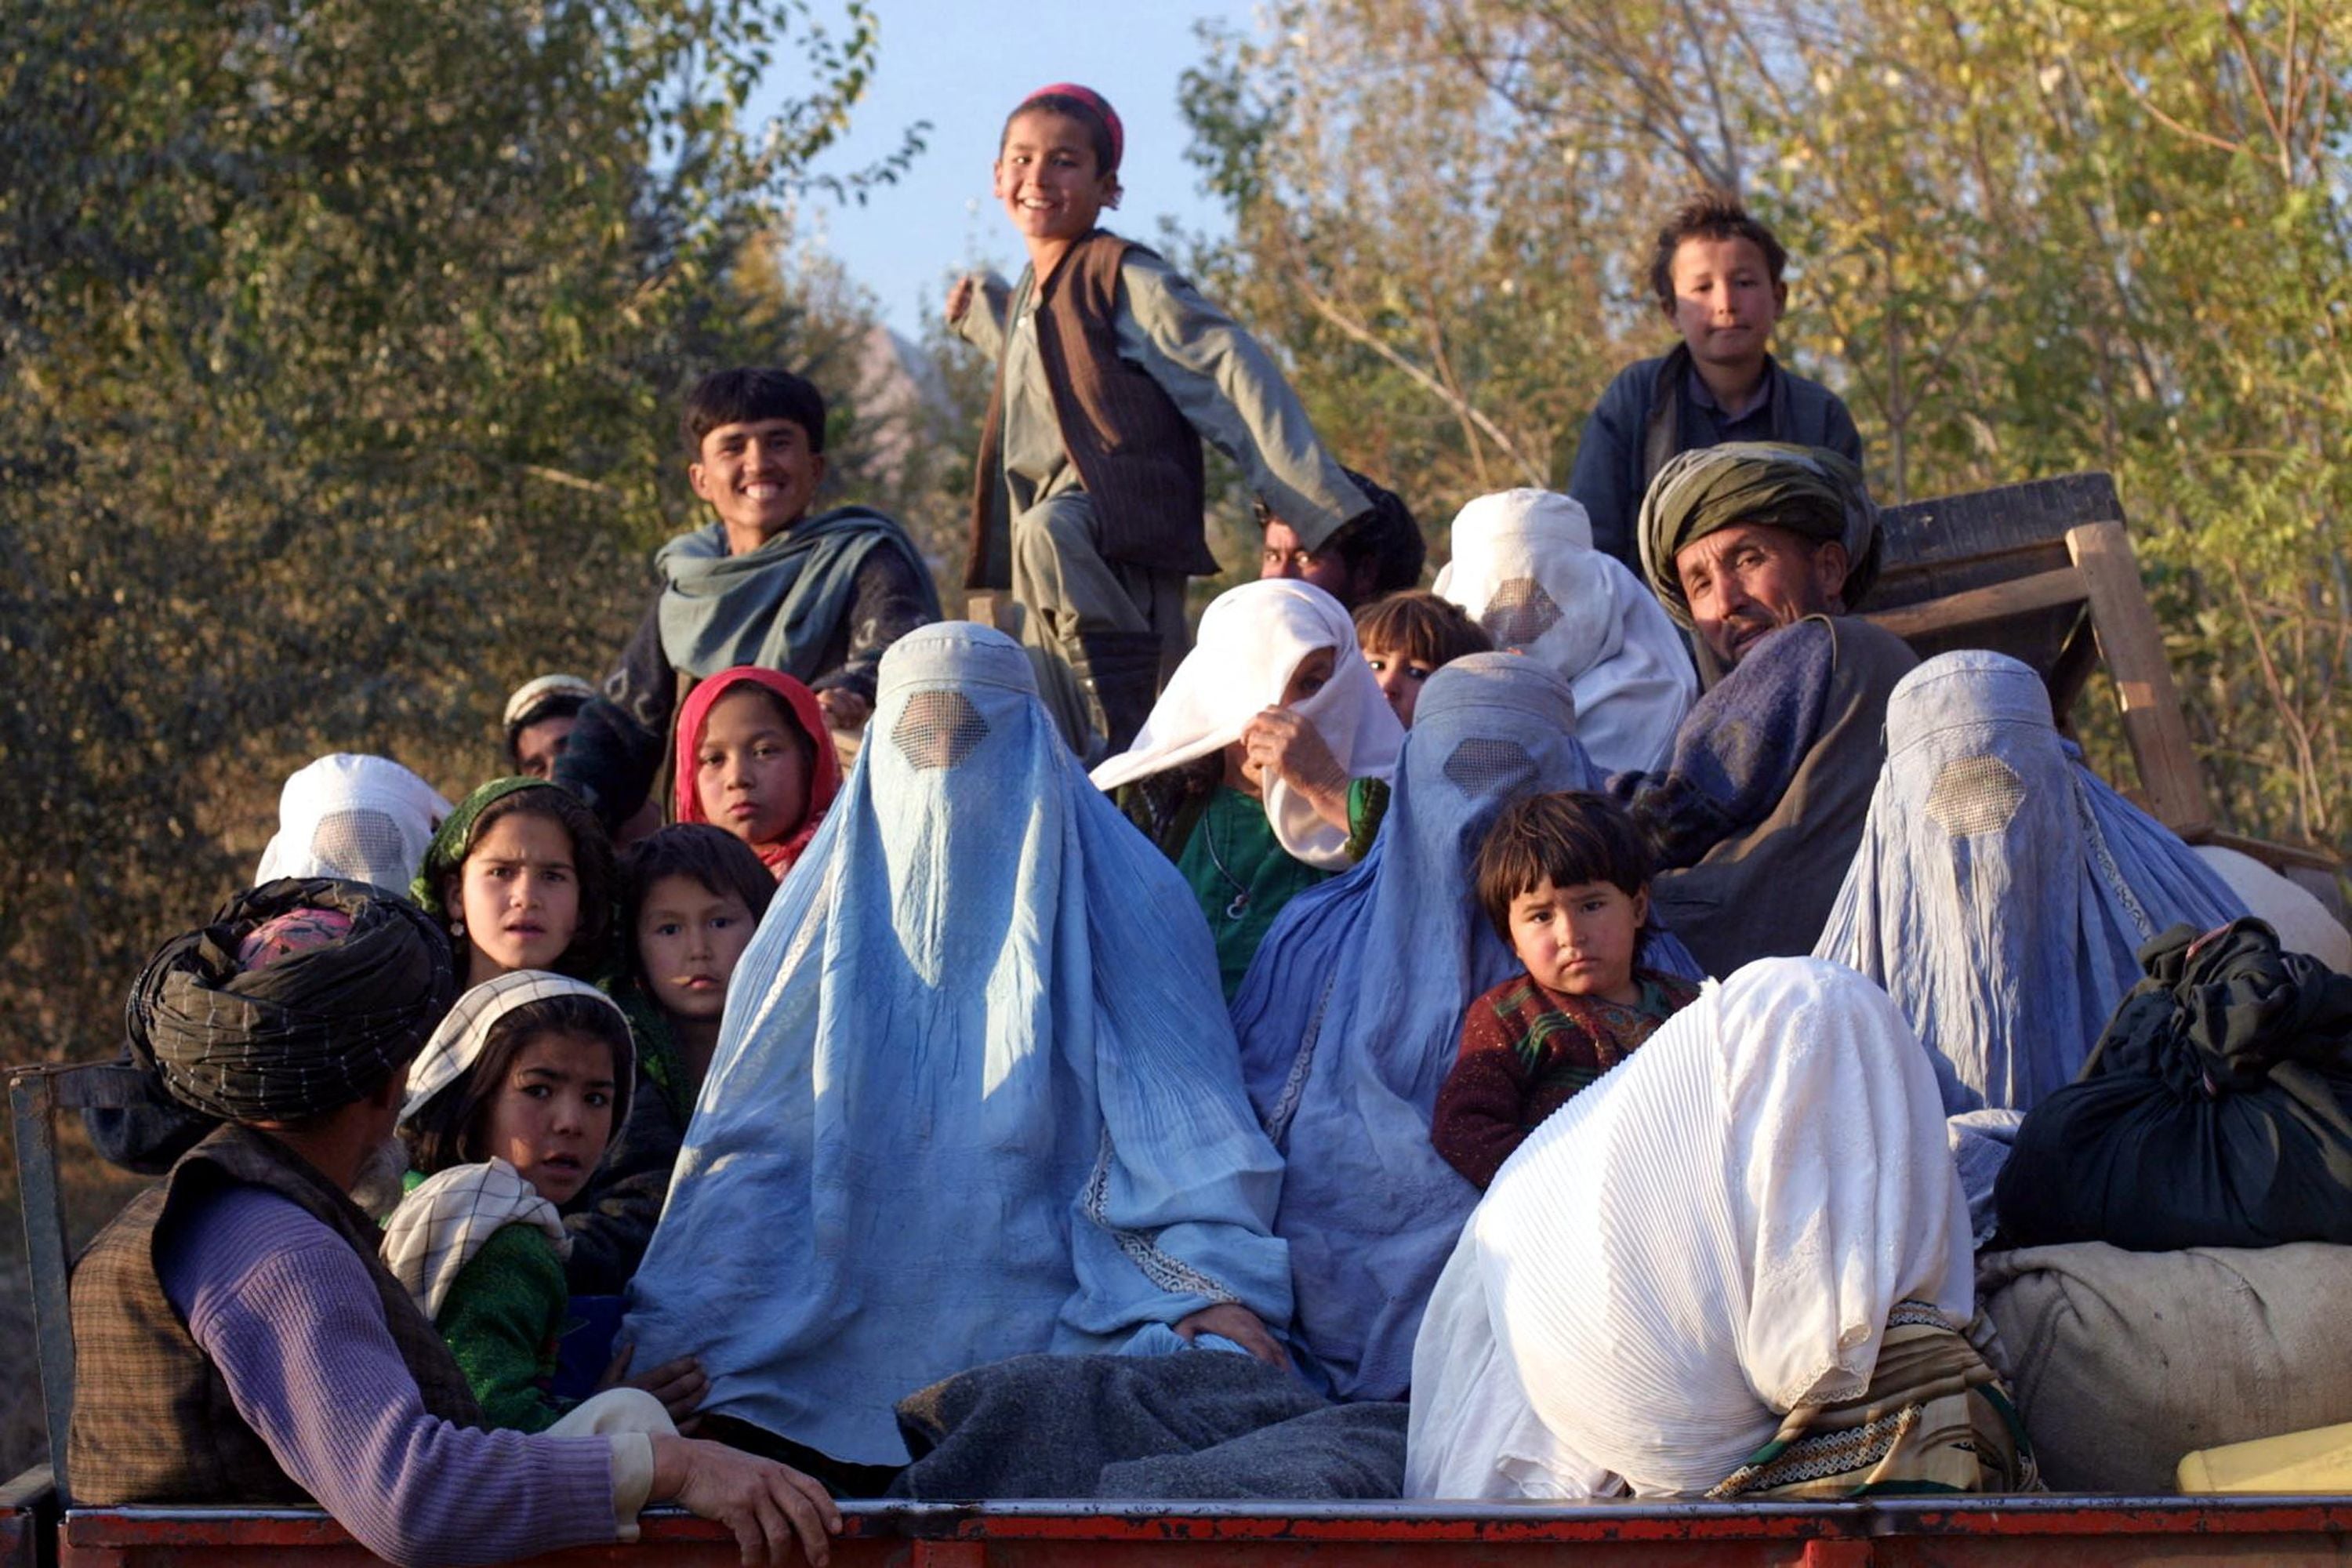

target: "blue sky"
[770,0,1255,336]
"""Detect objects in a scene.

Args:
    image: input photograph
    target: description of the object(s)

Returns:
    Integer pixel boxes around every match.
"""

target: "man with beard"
[67,879,840,1567]
[1613,443,1916,975]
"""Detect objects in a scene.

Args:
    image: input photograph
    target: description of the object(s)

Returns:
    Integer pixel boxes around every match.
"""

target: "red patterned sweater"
[1432,968,1702,1189]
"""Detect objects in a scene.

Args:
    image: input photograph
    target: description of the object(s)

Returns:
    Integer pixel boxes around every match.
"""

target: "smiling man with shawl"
[1227,655,1701,1403]
[1618,441,1918,974]
[622,622,1292,1486]
[555,367,940,837]
[1406,958,2032,1501]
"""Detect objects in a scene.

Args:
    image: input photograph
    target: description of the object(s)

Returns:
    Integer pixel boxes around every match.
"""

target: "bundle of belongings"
[1994,916,2352,1253]
[1979,916,2352,1491]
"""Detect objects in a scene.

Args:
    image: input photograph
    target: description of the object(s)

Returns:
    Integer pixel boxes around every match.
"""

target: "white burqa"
[1405,957,1971,1500]
[254,753,452,896]
[1434,489,1695,777]
[1091,579,1403,869]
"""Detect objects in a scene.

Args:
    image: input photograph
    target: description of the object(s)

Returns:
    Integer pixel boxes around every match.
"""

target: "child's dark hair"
[1002,92,1119,176]
[681,367,827,459]
[1474,792,1654,942]
[459,787,616,974]
[1354,591,1494,670]
[1649,190,1788,313]
[400,994,635,1177]
[618,825,775,984]
[1257,470,1426,596]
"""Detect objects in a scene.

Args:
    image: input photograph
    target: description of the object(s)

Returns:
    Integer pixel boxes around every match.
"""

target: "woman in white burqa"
[1406,958,2033,1501]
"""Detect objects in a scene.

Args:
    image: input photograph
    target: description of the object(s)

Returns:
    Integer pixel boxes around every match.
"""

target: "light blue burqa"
[1816,649,2246,1114]
[623,623,1292,1465]
[1227,654,1697,1401]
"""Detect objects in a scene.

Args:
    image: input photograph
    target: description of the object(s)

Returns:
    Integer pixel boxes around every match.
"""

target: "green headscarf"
[409,775,551,917]
[1635,441,1881,629]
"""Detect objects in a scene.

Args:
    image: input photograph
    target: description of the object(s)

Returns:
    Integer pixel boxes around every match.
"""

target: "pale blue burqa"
[623,623,1293,1465]
[1816,650,2246,1115]
[1227,654,1698,1401]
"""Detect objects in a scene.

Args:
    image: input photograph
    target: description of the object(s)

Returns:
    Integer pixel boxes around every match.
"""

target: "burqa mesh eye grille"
[1926,753,2025,837]
[893,689,989,770]
[311,809,408,889]
[1444,738,1537,799]
[1482,578,1563,648]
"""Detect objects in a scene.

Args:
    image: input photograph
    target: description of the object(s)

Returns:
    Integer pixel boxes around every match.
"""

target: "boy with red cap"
[949,83,1370,759]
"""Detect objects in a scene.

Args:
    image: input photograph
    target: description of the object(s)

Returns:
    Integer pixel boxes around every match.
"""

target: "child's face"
[993,110,1116,248]
[453,811,580,982]
[477,1029,616,1207]
[689,416,827,552]
[1360,643,1436,728]
[695,687,811,851]
[1508,877,1649,1006]
[1664,234,1785,372]
[635,873,758,1024]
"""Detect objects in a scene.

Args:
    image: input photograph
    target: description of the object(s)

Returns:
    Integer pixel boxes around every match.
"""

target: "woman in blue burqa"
[622,622,1293,1482]
[1229,653,1702,1401]
[1813,651,2245,1236]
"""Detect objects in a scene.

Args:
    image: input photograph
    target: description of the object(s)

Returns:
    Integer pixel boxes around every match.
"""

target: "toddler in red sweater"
[1432,790,1700,1188]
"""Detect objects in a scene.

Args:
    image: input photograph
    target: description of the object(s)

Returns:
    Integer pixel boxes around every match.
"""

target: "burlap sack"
[1979,1241,2352,1492]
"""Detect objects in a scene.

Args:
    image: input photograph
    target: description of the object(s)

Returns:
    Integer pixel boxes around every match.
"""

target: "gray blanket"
[887,1351,1408,1501]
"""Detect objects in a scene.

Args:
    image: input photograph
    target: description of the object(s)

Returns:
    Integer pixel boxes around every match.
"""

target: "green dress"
[1167,779,1391,1000]
[397,1169,573,1433]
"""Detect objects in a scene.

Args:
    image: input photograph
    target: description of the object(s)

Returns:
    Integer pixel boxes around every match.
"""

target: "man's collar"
[1685,355,1777,422]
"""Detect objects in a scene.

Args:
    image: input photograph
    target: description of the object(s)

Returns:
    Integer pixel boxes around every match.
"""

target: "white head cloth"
[254,753,453,897]
[1433,489,1696,775]
[1091,579,1403,869]
[1405,957,1970,1500]
[380,1157,568,1320]
[400,969,630,1123]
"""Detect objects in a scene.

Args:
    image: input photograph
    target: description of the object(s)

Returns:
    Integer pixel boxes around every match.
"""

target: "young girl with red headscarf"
[673,666,841,877]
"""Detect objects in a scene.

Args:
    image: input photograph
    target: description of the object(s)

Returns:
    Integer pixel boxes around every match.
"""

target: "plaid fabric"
[70,1123,483,1504]
[1707,1303,2038,1500]
[383,1159,570,1320]
[401,969,631,1123]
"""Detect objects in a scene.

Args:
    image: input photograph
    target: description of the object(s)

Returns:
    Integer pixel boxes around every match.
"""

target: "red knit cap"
[1020,82,1123,175]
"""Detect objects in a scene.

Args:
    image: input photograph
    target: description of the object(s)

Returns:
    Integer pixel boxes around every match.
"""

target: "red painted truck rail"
[8,1494,2350,1566]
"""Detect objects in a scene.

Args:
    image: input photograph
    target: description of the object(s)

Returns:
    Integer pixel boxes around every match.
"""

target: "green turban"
[1635,441,1881,628]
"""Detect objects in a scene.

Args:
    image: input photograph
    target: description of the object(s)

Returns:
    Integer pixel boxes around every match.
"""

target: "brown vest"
[67,1122,483,1504]
[1650,615,1918,975]
[965,230,1215,589]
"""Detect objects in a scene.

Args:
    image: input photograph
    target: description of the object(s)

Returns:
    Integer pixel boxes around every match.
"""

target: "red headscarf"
[673,667,842,877]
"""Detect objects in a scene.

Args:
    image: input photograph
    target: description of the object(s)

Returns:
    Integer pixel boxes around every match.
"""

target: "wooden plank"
[964,592,1021,636]
[2067,521,2214,838]
[1876,473,2123,584]
[9,1072,76,1506]
[1861,566,2085,643]
[2199,829,2345,874]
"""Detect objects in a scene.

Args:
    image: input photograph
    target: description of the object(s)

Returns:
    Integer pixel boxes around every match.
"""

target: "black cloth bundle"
[887,1351,1408,1501]
[125,877,456,1123]
[1995,917,2352,1250]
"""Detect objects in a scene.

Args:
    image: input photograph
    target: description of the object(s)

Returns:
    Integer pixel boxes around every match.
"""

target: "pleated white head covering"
[1406,957,1969,1500]
[1435,488,1696,776]
[1091,579,1403,869]
[254,753,452,898]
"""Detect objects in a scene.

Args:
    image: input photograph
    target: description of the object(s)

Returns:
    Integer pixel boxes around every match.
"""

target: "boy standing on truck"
[949,82,1370,759]
[1569,191,1863,574]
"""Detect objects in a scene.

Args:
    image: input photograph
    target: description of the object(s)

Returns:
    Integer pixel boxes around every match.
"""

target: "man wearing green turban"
[1613,442,1917,974]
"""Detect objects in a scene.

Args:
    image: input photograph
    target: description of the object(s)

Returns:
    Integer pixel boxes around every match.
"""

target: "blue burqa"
[623,622,1293,1465]
[1816,649,2246,1113]
[1227,654,1696,1401]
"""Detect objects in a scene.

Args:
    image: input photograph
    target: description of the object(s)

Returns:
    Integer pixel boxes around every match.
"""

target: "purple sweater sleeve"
[158,1185,620,1568]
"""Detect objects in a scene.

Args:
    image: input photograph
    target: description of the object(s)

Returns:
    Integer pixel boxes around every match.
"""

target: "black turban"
[126,877,458,1123]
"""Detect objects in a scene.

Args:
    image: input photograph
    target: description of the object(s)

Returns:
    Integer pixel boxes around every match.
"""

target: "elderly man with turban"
[1616,442,1918,974]
[68,878,842,1567]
